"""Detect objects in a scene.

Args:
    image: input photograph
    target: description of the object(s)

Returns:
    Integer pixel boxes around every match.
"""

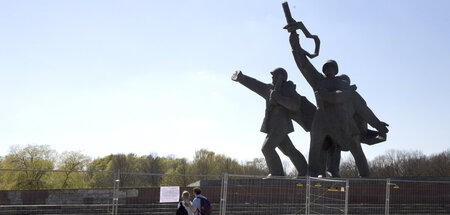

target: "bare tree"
[339,157,359,178]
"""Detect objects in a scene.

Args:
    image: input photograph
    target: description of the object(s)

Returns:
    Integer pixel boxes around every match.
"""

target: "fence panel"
[388,179,450,214]
[222,174,307,215]
[308,177,348,214]
[346,178,386,214]
[115,172,222,215]
[0,169,115,215]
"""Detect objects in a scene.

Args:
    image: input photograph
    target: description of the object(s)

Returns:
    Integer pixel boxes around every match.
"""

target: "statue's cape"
[289,96,316,132]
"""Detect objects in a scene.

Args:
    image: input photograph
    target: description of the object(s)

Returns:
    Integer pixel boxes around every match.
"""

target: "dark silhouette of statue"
[286,30,388,177]
[231,68,314,177]
[324,74,389,177]
[282,2,389,177]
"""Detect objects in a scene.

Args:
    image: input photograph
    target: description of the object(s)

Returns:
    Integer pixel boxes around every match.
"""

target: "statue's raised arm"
[231,70,271,100]
[282,2,323,90]
[289,32,323,90]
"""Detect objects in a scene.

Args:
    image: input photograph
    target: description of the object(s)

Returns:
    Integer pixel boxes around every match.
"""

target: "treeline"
[0,145,268,190]
[339,149,450,178]
[0,145,448,190]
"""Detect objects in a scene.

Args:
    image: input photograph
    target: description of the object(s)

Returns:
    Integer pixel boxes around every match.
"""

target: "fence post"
[385,178,390,215]
[344,179,349,215]
[305,176,310,215]
[219,173,228,215]
[112,170,120,215]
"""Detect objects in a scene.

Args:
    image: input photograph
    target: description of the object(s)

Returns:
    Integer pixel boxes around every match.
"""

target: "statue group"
[232,2,389,178]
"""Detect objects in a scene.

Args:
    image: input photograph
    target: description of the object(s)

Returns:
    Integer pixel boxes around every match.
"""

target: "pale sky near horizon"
[0,1,449,164]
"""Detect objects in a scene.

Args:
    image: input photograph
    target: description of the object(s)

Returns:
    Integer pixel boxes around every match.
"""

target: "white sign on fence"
[159,186,180,203]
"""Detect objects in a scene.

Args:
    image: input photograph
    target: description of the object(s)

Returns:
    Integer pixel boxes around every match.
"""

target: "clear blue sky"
[1,0,449,163]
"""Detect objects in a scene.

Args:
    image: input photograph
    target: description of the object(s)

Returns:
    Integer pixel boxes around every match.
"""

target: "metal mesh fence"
[222,174,308,215]
[307,177,348,214]
[346,178,387,214]
[114,172,222,215]
[388,179,450,214]
[0,169,115,215]
[0,169,449,214]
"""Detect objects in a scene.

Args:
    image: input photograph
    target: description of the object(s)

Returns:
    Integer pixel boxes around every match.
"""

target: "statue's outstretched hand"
[375,121,389,140]
[377,122,389,134]
[285,21,303,33]
[231,70,243,82]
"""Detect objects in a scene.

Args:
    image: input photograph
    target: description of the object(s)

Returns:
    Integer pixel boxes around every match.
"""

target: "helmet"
[270,67,288,81]
[338,74,350,84]
[322,60,338,77]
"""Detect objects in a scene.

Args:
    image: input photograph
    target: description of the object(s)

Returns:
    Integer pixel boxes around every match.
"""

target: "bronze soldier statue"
[322,74,389,177]
[231,68,314,177]
[283,8,389,177]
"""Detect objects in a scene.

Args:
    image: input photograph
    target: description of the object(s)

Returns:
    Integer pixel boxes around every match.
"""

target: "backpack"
[198,196,212,215]
[176,201,188,215]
